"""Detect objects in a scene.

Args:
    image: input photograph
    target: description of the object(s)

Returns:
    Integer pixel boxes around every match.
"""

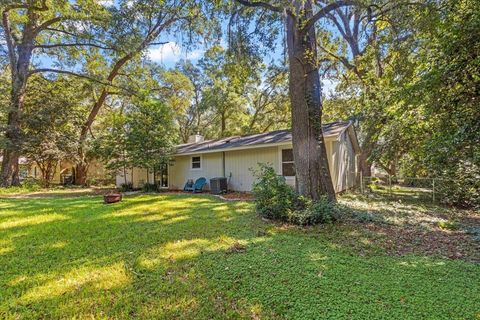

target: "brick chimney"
[187,134,204,143]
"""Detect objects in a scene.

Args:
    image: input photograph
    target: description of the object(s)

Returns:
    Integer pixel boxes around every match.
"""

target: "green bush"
[142,183,158,192]
[0,178,42,194]
[289,196,337,226]
[120,182,133,192]
[251,164,338,225]
[251,164,296,221]
[21,177,42,191]
[436,163,480,210]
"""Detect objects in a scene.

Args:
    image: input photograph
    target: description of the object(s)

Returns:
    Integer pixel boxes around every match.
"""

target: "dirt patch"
[219,192,254,201]
[226,242,247,254]
[356,221,480,263]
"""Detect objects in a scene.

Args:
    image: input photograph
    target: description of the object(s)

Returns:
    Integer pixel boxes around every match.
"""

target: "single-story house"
[116,121,361,193]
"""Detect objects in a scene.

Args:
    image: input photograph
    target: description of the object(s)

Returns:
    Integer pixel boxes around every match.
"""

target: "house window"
[281,149,295,177]
[191,156,201,169]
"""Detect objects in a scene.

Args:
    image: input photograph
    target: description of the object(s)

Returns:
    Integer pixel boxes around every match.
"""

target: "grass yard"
[0,194,479,319]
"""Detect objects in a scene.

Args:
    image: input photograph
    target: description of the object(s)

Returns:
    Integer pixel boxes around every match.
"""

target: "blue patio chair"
[184,177,207,193]
[183,179,194,191]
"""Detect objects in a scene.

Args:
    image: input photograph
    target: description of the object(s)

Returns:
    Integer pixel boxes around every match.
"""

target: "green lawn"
[0,194,479,319]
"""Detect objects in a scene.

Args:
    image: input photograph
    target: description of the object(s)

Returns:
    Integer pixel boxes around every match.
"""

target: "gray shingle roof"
[175,121,352,155]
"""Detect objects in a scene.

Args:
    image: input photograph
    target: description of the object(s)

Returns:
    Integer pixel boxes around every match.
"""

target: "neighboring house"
[116,121,361,193]
[12,158,109,185]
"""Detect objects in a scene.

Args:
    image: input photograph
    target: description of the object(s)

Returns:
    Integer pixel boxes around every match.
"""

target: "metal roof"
[176,121,352,155]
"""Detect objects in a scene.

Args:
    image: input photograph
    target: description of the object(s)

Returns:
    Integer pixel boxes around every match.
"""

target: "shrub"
[251,164,296,221]
[0,178,42,194]
[21,177,42,191]
[251,164,338,225]
[120,182,133,192]
[142,183,158,192]
[435,163,480,210]
[289,196,337,226]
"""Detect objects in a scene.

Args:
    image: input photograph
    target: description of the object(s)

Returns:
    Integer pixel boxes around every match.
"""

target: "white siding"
[116,167,153,188]
[329,132,358,192]
[225,147,279,191]
[168,153,222,190]
[116,134,359,193]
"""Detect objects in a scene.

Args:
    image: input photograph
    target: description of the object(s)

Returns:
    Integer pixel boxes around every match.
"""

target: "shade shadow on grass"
[0,194,478,319]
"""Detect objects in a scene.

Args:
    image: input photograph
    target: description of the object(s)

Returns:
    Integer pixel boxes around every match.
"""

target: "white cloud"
[147,42,204,65]
[98,0,114,7]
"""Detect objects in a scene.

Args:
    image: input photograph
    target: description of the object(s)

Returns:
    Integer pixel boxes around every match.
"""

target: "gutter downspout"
[222,151,226,177]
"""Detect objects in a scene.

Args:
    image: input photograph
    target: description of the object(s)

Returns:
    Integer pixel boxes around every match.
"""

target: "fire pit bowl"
[104,193,122,204]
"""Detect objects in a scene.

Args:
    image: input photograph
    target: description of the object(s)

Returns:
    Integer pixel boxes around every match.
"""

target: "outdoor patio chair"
[183,179,194,191]
[184,177,207,193]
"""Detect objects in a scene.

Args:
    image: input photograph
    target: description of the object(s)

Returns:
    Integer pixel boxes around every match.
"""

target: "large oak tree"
[0,0,107,186]
[235,0,361,201]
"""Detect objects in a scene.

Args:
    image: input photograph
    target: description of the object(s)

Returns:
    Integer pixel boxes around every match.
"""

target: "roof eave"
[174,134,338,156]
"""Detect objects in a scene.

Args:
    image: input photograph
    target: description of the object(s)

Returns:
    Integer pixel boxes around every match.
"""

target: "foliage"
[252,164,338,225]
[320,0,479,209]
[91,92,176,181]
[142,183,158,193]
[0,194,478,319]
[170,52,291,141]
[119,182,133,192]
[21,76,87,186]
[289,196,337,226]
[0,178,41,194]
[437,220,460,231]
[251,163,296,221]
[125,93,176,170]
[406,0,480,209]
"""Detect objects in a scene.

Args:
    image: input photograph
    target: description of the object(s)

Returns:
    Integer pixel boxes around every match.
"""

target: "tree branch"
[2,10,16,74]
[44,27,80,38]
[29,68,134,93]
[147,41,170,46]
[34,17,67,35]
[302,0,356,33]
[235,0,293,16]
[34,42,115,50]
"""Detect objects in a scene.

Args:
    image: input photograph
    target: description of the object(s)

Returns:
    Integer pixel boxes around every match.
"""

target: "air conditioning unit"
[210,177,228,194]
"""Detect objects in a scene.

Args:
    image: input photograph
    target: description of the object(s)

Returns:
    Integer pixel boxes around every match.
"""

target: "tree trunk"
[377,159,397,177]
[75,144,88,186]
[75,160,88,186]
[286,2,336,202]
[359,137,375,177]
[359,151,372,177]
[75,90,109,185]
[1,44,34,187]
